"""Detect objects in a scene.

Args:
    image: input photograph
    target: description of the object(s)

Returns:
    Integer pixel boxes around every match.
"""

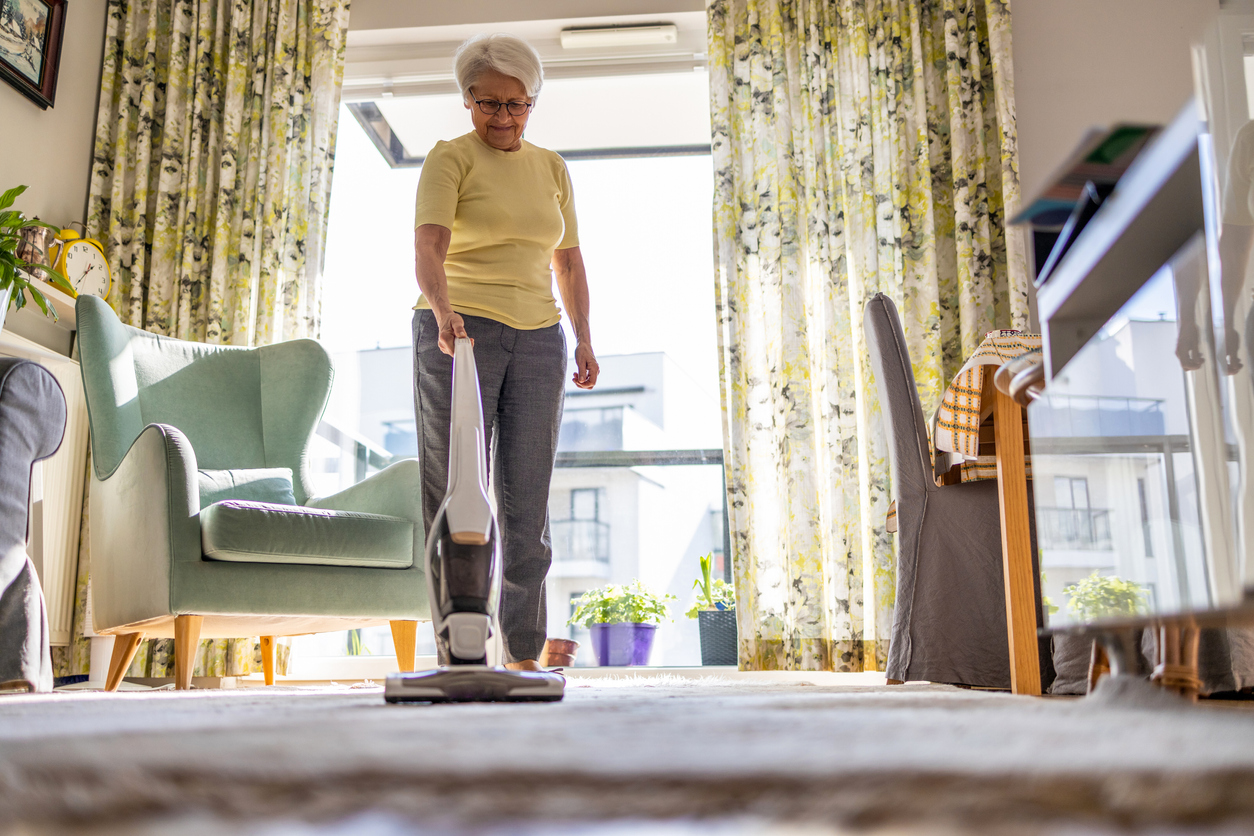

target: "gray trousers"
[413,310,566,663]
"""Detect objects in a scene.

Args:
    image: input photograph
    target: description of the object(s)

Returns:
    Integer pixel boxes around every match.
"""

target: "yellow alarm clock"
[49,229,112,299]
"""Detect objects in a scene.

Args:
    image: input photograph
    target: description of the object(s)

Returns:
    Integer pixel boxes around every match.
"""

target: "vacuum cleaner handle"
[445,337,493,545]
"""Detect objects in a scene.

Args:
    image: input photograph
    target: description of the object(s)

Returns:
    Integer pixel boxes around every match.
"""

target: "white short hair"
[454,34,544,101]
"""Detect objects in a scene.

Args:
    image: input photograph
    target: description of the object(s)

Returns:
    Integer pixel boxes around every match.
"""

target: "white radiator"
[1,331,89,647]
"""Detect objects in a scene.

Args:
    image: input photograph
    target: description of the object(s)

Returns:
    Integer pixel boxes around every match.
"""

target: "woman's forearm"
[553,246,592,345]
[414,224,454,321]
[553,245,599,389]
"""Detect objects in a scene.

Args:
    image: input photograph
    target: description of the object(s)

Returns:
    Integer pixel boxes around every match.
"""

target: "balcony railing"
[1037,507,1113,551]
[1029,393,1166,438]
[554,448,729,581]
[551,519,611,563]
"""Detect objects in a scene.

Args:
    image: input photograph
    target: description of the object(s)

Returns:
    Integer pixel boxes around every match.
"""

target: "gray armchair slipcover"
[864,293,1050,689]
[0,358,66,693]
[76,295,428,690]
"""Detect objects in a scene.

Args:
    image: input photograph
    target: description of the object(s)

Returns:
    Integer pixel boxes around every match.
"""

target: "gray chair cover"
[1191,627,1254,694]
[864,293,1050,689]
[0,358,67,693]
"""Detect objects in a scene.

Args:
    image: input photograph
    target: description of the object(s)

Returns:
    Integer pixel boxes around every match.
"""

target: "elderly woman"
[412,33,598,671]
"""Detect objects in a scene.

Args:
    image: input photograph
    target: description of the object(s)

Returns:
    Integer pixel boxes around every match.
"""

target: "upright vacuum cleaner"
[385,337,565,703]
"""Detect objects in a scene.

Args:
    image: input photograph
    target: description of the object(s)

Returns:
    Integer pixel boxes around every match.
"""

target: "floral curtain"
[52,0,349,681]
[709,0,1029,671]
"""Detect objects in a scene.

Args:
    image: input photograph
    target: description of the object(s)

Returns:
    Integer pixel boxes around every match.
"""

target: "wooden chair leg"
[260,636,276,686]
[174,615,203,691]
[1182,625,1202,702]
[1152,624,1177,690]
[105,633,144,692]
[1086,640,1109,693]
[1154,622,1202,702]
[390,620,418,673]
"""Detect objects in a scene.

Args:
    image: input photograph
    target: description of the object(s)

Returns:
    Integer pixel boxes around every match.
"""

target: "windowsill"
[240,658,888,687]
[279,654,441,682]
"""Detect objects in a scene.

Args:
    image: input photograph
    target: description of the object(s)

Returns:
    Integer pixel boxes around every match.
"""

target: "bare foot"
[504,660,543,672]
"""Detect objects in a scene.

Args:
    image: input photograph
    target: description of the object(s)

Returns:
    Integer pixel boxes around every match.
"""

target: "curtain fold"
[89,0,348,344]
[709,0,1028,671]
[52,0,349,681]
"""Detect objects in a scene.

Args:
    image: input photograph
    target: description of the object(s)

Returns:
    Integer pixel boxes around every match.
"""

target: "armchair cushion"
[197,468,296,510]
[200,500,414,569]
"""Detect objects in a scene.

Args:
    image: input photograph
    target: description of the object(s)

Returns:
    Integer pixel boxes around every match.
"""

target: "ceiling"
[340,9,711,165]
[342,10,707,98]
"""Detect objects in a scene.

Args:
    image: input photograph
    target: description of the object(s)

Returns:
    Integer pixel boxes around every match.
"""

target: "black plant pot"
[698,608,738,666]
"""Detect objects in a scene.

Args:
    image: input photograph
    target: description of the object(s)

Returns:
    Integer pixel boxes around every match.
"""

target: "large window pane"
[297,85,722,667]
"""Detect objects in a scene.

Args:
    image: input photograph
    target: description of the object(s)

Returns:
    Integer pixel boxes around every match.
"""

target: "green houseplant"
[568,580,674,666]
[686,552,737,666]
[0,185,66,332]
[1063,572,1149,622]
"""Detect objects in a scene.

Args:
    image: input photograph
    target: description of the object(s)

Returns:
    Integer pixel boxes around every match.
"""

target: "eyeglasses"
[472,97,534,117]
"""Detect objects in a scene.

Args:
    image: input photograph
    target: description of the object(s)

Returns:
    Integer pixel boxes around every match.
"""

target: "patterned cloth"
[708,0,1029,673]
[54,0,350,681]
[932,330,1042,479]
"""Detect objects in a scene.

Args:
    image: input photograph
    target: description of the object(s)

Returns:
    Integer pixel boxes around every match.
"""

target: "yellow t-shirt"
[413,131,579,330]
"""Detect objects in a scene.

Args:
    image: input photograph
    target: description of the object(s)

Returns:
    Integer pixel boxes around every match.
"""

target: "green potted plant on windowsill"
[568,580,675,666]
[0,185,67,333]
[686,552,737,666]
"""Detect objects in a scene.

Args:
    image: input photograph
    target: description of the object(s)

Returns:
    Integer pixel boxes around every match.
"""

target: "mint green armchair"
[75,296,427,689]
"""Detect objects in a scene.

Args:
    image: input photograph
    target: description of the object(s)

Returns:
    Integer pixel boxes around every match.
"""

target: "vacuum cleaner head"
[385,666,565,703]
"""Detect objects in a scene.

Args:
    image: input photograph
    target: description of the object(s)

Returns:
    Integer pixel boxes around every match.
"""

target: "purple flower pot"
[588,623,657,666]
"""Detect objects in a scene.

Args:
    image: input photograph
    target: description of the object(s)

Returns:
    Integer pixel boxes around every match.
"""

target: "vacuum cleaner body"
[386,338,564,703]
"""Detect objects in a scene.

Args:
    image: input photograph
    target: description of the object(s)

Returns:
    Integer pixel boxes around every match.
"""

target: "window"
[1039,476,1112,551]
[571,488,600,521]
[708,507,729,580]
[1137,477,1154,557]
[567,591,591,666]
[1054,476,1090,510]
[292,57,722,672]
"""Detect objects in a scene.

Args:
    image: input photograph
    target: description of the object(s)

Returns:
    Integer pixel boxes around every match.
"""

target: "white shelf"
[5,274,79,356]
[23,275,77,325]
[1036,102,1204,378]
[0,327,77,365]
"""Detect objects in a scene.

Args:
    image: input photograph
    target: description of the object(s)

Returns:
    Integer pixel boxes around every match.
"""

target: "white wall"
[348,0,703,32]
[0,1,106,226]
[1012,0,1218,201]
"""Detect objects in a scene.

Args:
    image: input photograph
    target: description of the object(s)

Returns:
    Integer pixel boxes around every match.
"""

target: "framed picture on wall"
[0,0,65,109]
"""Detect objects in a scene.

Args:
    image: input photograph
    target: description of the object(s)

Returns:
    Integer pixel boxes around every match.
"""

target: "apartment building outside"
[321,347,726,665]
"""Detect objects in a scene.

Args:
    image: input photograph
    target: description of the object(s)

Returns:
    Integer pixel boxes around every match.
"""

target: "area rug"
[2,676,1254,834]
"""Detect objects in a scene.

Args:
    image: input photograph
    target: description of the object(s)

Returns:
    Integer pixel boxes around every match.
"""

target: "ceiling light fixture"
[559,24,679,49]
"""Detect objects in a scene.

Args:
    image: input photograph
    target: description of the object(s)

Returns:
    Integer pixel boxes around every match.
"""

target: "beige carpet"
[2,675,1254,834]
